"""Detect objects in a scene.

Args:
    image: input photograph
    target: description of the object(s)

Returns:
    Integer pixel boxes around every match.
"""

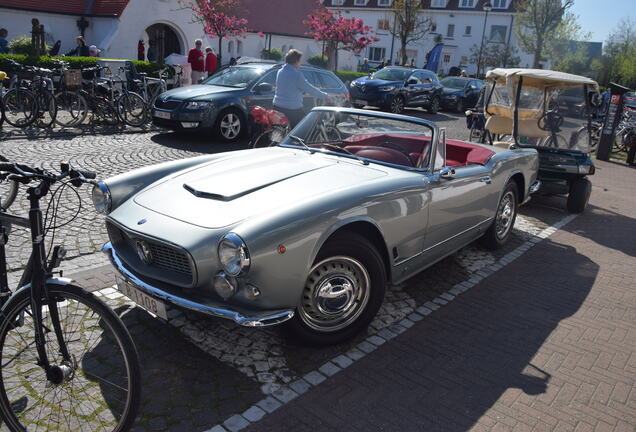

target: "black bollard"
[596,82,630,161]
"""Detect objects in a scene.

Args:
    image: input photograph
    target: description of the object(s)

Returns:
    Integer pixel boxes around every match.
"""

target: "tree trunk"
[400,37,408,66]
[533,35,543,68]
[218,39,223,67]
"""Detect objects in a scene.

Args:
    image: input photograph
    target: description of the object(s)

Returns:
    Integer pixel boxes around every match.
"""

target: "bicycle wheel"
[34,90,57,129]
[250,125,288,149]
[0,179,18,210]
[54,91,88,127]
[93,98,119,126]
[0,284,141,432]
[116,92,147,127]
[2,88,37,128]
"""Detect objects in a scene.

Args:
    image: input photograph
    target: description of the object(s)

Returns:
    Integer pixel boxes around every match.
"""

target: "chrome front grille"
[154,99,180,110]
[107,222,194,287]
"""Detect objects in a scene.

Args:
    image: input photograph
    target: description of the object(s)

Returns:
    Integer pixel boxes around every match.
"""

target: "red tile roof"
[0,0,130,17]
[238,0,317,37]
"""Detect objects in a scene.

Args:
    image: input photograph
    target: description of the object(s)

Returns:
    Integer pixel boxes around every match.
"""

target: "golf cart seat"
[485,115,548,138]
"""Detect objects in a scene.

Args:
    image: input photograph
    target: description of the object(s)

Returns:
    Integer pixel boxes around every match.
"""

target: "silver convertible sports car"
[95,108,540,345]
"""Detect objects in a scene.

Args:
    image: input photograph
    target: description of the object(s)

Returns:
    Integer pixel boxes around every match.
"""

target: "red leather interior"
[353,147,414,167]
[445,139,495,167]
[343,133,430,155]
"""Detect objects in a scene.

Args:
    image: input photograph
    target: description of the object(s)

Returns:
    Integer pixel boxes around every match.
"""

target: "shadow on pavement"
[247,238,597,432]
[116,306,262,431]
[0,124,156,141]
[151,132,249,154]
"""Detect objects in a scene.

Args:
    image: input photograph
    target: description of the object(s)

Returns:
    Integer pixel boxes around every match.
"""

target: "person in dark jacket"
[49,40,61,56]
[138,40,145,61]
[65,36,89,57]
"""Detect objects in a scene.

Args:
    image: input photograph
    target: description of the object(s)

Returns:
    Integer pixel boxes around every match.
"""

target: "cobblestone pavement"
[4,110,631,432]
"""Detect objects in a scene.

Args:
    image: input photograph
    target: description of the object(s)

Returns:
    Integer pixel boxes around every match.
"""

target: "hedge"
[0,54,164,77]
[334,70,367,84]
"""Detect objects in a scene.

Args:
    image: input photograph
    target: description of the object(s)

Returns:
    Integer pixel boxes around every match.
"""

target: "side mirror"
[254,82,273,94]
[439,166,456,179]
[406,78,418,86]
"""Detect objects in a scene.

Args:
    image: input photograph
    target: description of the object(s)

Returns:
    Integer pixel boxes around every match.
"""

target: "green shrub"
[0,54,164,77]
[307,54,328,68]
[334,70,367,84]
[261,48,282,61]
[7,35,51,56]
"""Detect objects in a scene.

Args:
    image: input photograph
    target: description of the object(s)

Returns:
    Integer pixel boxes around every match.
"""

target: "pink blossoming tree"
[304,5,377,70]
[186,0,248,65]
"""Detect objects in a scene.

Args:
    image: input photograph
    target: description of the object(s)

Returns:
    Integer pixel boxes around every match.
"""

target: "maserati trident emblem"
[135,240,153,264]
[137,218,147,225]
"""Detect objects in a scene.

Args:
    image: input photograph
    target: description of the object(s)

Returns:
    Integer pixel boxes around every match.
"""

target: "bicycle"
[21,63,58,128]
[52,60,89,127]
[537,108,567,148]
[110,67,147,127]
[249,105,290,148]
[0,63,37,129]
[465,109,488,143]
[0,159,141,431]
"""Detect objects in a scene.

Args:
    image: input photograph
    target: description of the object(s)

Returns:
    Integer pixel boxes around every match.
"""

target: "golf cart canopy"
[486,68,599,91]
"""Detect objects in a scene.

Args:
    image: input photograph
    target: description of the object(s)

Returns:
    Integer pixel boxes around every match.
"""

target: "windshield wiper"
[320,143,369,165]
[288,135,314,153]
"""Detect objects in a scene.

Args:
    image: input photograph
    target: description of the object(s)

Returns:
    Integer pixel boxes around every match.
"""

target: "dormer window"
[492,0,508,8]
[459,0,475,7]
[430,0,447,7]
[354,0,368,5]
[378,0,393,6]
[331,0,344,5]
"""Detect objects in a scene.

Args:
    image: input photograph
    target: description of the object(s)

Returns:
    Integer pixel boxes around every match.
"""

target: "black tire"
[250,125,289,148]
[455,98,464,114]
[55,91,88,127]
[353,103,365,109]
[116,92,148,127]
[480,181,518,249]
[388,95,405,114]
[283,231,387,346]
[0,179,18,210]
[215,108,245,142]
[567,177,591,213]
[427,96,440,114]
[469,123,482,142]
[34,89,58,129]
[2,88,37,128]
[0,284,141,432]
[93,98,120,126]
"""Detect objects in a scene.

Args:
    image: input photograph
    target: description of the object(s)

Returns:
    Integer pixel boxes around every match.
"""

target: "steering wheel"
[377,141,414,162]
[538,110,564,132]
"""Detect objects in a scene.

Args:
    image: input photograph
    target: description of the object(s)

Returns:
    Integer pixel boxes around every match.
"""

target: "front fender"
[13,277,75,295]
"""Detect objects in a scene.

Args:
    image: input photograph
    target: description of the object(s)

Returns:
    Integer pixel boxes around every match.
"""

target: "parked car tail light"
[345,92,351,103]
[92,182,112,214]
[218,233,250,276]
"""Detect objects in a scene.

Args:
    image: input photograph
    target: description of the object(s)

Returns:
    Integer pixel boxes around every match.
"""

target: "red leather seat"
[352,147,414,167]
[445,140,495,166]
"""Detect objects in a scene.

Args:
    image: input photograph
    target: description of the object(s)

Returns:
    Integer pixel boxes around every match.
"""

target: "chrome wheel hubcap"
[299,256,370,332]
[495,191,515,239]
[220,113,241,139]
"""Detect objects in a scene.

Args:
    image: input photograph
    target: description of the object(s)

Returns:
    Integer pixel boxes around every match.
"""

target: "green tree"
[469,43,520,72]
[387,0,433,66]
[514,0,574,68]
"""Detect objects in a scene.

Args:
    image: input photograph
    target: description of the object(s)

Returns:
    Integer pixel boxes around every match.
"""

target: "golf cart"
[483,68,599,213]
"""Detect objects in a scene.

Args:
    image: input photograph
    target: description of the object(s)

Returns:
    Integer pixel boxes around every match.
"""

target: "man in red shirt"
[188,39,206,84]
[205,47,217,77]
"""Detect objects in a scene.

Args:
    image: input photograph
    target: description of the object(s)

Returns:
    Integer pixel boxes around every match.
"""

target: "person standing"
[137,40,145,61]
[147,41,157,63]
[205,47,217,77]
[65,36,89,57]
[188,39,206,84]
[273,49,329,128]
[359,58,370,73]
[0,29,8,54]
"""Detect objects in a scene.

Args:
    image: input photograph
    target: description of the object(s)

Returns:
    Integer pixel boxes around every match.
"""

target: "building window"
[354,0,368,5]
[368,46,386,62]
[443,54,451,63]
[446,24,455,38]
[228,41,234,55]
[378,19,390,31]
[431,0,446,7]
[331,0,344,5]
[459,0,475,7]
[378,0,392,6]
[492,0,507,8]
[464,25,471,36]
[490,25,507,43]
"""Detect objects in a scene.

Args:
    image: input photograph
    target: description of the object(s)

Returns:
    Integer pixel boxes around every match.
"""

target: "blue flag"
[425,44,444,73]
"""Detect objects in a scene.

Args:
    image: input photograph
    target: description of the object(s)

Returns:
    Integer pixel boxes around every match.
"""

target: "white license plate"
[116,277,168,320]
[354,99,367,106]
[153,110,171,120]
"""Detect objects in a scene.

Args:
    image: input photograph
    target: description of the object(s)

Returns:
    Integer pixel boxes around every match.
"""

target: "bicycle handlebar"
[0,162,97,186]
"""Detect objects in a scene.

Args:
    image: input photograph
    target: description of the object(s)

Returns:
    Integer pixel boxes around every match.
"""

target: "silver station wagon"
[95,108,540,345]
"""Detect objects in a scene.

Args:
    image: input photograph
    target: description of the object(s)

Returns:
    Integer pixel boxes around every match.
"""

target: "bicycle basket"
[64,70,82,88]
[251,106,270,126]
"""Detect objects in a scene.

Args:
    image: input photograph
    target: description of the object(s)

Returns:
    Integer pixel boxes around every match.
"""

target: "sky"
[569,0,635,43]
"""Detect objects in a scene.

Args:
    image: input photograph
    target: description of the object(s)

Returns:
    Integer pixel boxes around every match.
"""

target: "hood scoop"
[182,168,323,201]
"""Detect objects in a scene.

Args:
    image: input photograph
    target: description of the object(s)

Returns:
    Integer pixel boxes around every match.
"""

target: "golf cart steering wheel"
[538,110,564,132]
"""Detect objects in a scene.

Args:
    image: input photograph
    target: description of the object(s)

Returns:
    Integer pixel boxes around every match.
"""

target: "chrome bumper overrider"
[529,180,541,194]
[102,242,294,327]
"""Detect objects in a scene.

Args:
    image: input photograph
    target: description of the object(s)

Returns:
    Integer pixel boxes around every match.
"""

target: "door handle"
[479,176,492,184]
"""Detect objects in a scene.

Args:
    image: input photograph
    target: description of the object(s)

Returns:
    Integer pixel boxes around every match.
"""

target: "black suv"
[152,62,350,142]
[349,67,443,114]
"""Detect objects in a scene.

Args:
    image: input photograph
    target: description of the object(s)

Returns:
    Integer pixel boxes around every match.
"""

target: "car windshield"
[202,66,266,88]
[279,110,434,169]
[371,68,411,82]
[441,78,468,89]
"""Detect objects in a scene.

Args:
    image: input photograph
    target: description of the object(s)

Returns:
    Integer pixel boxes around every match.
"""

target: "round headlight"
[218,233,250,276]
[91,181,112,214]
[213,273,238,299]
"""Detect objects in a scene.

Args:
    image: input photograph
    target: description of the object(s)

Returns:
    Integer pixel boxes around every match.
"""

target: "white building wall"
[333,6,534,75]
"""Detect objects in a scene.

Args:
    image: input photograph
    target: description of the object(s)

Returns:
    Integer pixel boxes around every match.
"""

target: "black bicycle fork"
[0,182,74,384]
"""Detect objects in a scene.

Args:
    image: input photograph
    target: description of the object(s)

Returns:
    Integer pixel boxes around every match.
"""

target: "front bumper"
[102,242,295,327]
[151,107,215,130]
